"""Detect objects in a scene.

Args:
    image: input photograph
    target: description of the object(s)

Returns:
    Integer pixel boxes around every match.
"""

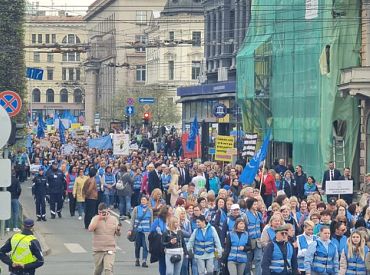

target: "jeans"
[104,194,115,207]
[159,254,166,275]
[180,256,189,275]
[76,202,85,216]
[196,258,214,275]
[134,232,148,261]
[119,195,131,216]
[165,253,183,275]
[263,195,273,209]
[6,199,19,229]
[191,257,198,275]
[228,262,246,275]
[245,247,263,275]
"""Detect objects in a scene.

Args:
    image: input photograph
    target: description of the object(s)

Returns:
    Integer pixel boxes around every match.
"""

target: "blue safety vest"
[135,205,151,233]
[246,210,262,239]
[312,240,337,274]
[331,235,347,256]
[133,175,142,190]
[228,231,249,263]
[269,241,293,273]
[304,183,317,197]
[267,227,276,241]
[343,246,368,275]
[161,174,171,191]
[194,226,215,255]
[191,218,198,231]
[297,234,316,270]
[68,173,76,191]
[227,217,237,232]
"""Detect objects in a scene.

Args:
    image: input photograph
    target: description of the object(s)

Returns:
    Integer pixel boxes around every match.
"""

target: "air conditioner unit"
[218,67,228,82]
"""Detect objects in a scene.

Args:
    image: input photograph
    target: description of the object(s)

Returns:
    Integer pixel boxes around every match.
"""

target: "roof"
[161,0,204,16]
[28,15,84,23]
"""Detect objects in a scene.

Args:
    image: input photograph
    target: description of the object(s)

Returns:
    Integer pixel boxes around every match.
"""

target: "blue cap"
[23,218,34,228]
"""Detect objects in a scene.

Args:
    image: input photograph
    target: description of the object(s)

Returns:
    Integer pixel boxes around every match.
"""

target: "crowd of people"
[3,129,370,275]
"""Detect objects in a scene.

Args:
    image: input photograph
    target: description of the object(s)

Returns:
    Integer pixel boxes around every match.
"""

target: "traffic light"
[8,121,25,146]
[143,112,150,125]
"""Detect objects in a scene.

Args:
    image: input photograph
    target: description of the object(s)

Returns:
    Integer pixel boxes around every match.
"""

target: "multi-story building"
[145,0,204,123]
[84,0,166,128]
[25,13,87,120]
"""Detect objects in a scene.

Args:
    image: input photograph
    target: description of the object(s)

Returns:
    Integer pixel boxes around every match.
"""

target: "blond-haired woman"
[73,167,88,220]
[339,230,369,275]
[261,213,284,247]
[150,188,165,219]
[168,167,181,207]
[162,216,186,275]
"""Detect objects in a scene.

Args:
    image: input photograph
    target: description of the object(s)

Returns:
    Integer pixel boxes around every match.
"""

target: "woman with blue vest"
[303,176,319,198]
[304,226,339,275]
[187,215,223,275]
[297,220,316,275]
[128,195,153,268]
[330,221,348,259]
[262,224,298,275]
[103,166,116,208]
[339,230,369,275]
[223,218,249,275]
[261,213,284,248]
[244,198,263,275]
[211,198,227,238]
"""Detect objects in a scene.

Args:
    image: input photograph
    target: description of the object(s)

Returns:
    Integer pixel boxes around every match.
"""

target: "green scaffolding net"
[236,0,361,180]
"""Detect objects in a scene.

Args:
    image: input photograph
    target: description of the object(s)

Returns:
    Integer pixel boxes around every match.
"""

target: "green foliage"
[0,0,27,123]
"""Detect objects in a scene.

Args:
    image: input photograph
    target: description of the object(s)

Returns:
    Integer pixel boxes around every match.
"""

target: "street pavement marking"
[64,243,87,253]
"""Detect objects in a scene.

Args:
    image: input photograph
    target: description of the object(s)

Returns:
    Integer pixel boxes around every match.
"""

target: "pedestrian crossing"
[63,243,123,254]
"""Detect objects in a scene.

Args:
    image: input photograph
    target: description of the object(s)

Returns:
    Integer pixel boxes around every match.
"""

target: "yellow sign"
[71,123,81,129]
[215,135,235,162]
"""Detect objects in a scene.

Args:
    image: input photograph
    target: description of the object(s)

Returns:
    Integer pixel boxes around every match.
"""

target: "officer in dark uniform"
[0,218,44,275]
[32,167,48,221]
[46,162,66,219]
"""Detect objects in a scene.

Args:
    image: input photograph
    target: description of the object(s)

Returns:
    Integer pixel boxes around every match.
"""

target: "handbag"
[115,180,125,190]
[170,254,181,264]
[127,207,149,242]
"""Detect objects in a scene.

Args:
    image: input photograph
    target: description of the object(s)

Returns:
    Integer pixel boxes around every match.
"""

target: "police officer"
[46,162,66,219]
[0,218,44,275]
[32,167,48,221]
[261,224,299,275]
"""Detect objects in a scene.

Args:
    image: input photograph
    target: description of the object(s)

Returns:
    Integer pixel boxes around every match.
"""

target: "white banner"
[325,180,353,195]
[305,0,318,20]
[113,134,130,155]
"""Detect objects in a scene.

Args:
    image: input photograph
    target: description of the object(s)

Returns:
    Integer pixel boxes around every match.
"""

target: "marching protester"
[0,219,44,275]
[6,168,22,231]
[88,203,121,275]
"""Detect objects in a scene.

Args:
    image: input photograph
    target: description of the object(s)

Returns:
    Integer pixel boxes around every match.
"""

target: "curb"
[22,204,51,256]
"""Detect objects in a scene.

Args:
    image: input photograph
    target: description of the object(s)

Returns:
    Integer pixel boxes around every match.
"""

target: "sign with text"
[325,180,353,195]
[113,133,130,155]
[215,135,235,162]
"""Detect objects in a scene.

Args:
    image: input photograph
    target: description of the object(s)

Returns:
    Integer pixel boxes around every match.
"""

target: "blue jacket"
[245,210,262,239]
[343,246,368,275]
[228,231,249,263]
[134,205,152,233]
[331,235,347,257]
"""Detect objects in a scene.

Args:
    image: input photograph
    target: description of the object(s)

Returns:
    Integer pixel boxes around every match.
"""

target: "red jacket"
[263,174,276,195]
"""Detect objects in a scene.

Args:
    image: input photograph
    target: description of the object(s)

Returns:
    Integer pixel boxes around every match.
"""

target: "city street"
[0,181,157,275]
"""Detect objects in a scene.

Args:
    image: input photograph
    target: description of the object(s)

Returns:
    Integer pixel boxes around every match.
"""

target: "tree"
[113,85,181,128]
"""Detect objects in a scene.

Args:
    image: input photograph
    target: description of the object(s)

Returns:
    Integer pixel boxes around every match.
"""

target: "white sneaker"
[13,228,21,232]
[5,228,10,232]
[78,216,82,220]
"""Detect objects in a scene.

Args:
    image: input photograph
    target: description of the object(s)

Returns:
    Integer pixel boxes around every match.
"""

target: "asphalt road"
[0,180,158,275]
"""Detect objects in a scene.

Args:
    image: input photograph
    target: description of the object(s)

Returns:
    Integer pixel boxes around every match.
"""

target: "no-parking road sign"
[0,90,22,117]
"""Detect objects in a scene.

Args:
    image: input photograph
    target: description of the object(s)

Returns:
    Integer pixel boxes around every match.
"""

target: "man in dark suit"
[339,167,354,204]
[178,160,190,186]
[148,162,162,194]
[322,161,341,194]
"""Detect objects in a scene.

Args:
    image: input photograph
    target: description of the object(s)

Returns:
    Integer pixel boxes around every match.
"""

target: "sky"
[30,0,96,14]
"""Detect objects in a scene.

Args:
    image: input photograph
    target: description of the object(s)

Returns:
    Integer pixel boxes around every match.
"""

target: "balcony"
[338,67,370,98]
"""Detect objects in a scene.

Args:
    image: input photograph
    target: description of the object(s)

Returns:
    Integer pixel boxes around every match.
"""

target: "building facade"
[25,14,87,121]
[145,0,204,124]
[84,0,166,128]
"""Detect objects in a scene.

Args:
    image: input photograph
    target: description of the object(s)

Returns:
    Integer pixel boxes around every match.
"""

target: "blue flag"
[186,116,198,152]
[59,119,66,144]
[240,129,271,185]
[88,135,112,150]
[37,114,45,138]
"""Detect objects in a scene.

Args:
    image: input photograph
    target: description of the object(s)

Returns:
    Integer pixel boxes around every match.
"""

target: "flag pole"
[196,135,199,160]
[259,160,266,193]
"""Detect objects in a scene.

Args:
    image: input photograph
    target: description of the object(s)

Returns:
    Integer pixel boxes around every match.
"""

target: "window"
[169,31,175,41]
[60,89,68,103]
[62,53,67,62]
[62,68,67,80]
[192,61,201,80]
[136,65,146,82]
[74,89,83,103]
[76,68,80,81]
[76,53,80,61]
[33,52,40,62]
[46,89,54,102]
[45,34,50,44]
[47,53,53,63]
[32,34,36,44]
[135,35,146,52]
[62,34,81,44]
[167,97,173,105]
[192,31,201,46]
[47,68,53,80]
[136,11,147,24]
[68,68,74,81]
[51,34,56,43]
[168,61,174,80]
[38,34,42,43]
[32,88,40,102]
[68,53,76,62]
[63,52,80,62]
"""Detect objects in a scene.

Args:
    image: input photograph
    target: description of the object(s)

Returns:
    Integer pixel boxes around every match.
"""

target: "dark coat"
[322,169,341,191]
[148,170,161,194]
[148,231,164,263]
